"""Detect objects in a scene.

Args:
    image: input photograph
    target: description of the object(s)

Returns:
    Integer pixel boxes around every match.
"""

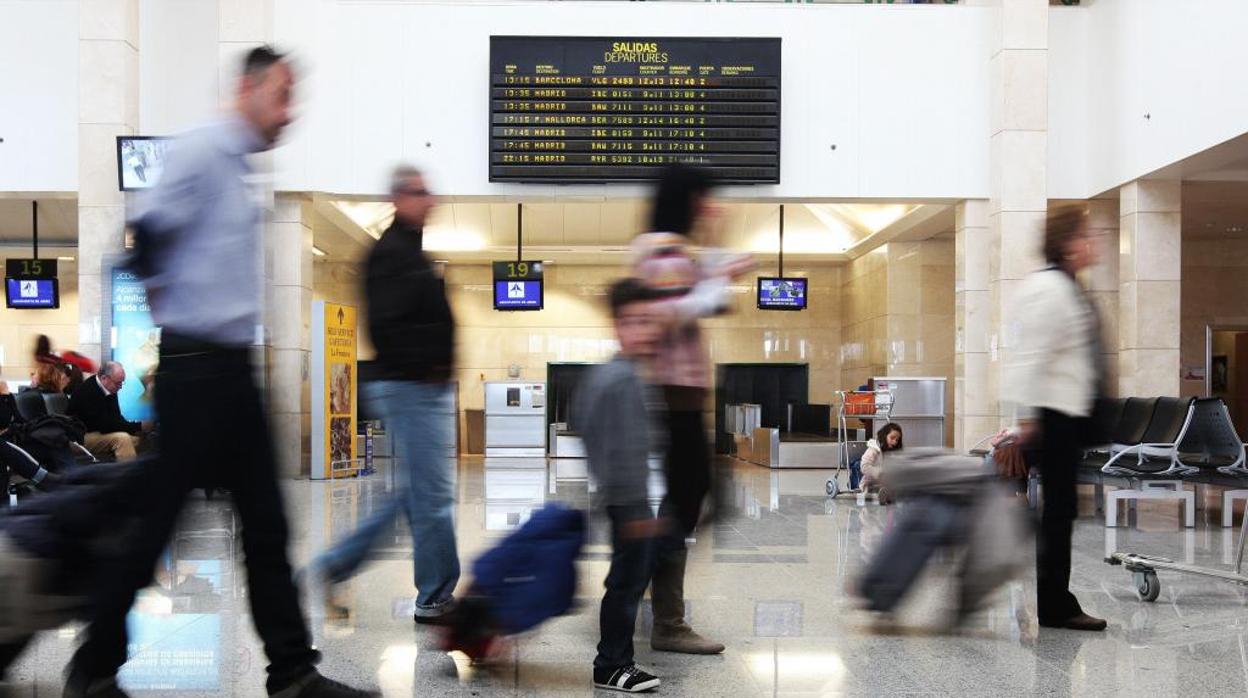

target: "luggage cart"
[1106,507,1248,602]
[826,388,894,497]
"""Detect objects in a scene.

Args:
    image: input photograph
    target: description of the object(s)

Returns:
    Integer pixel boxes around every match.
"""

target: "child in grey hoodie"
[573,278,667,693]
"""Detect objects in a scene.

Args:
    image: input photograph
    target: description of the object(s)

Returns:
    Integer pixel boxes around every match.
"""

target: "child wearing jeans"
[573,279,668,693]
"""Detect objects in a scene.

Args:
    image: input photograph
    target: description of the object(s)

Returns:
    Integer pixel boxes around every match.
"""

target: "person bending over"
[858,422,904,495]
[68,362,150,462]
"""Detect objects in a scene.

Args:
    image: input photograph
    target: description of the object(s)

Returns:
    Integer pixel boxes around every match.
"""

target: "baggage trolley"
[1106,507,1248,602]
[826,388,894,497]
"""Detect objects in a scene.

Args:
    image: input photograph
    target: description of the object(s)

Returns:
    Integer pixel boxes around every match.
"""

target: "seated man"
[68,361,148,461]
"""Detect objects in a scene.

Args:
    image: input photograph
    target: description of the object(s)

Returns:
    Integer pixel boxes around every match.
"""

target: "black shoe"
[62,677,131,698]
[593,665,661,693]
[271,672,380,698]
[1039,613,1107,631]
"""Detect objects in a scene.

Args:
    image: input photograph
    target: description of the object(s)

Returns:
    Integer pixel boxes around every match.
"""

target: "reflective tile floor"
[8,457,1248,696]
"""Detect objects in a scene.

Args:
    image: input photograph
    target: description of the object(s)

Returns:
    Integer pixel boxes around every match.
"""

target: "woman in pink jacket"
[631,164,753,656]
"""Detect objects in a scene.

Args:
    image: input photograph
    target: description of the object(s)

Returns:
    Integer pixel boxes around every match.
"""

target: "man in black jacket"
[68,362,148,462]
[308,165,460,623]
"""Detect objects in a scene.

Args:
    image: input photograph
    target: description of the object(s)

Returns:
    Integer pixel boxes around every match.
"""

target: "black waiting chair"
[13,389,48,421]
[1100,396,1195,477]
[1179,398,1247,475]
[42,392,70,417]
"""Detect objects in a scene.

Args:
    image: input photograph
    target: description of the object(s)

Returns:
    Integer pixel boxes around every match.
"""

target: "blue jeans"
[316,381,460,610]
[595,504,657,670]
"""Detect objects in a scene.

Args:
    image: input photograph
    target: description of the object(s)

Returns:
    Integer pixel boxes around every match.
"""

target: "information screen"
[489,36,781,184]
[493,260,545,311]
[117,136,171,191]
[5,258,60,309]
[6,278,59,309]
[757,277,806,311]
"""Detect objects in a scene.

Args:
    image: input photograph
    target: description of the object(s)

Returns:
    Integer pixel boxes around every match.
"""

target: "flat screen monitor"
[117,135,171,191]
[757,277,806,311]
[492,260,544,311]
[5,277,59,309]
[494,279,544,311]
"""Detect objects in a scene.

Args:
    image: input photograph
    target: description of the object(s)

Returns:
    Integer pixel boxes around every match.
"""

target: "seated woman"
[858,423,904,496]
[27,359,70,395]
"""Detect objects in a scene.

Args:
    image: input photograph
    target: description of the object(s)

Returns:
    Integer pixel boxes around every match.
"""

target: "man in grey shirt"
[64,47,376,698]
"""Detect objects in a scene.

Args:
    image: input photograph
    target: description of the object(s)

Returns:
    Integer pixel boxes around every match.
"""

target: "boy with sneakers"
[573,278,668,693]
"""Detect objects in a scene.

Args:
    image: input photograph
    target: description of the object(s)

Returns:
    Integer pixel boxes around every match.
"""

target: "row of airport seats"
[12,389,101,465]
[1076,396,1247,527]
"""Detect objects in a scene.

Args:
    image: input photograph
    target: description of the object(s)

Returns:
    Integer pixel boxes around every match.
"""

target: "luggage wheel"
[1133,569,1160,602]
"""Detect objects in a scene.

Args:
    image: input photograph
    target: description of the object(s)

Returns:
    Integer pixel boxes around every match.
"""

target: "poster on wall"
[311,301,358,480]
[110,268,159,422]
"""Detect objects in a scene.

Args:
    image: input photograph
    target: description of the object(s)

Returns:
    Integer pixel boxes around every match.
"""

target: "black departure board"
[489,36,781,184]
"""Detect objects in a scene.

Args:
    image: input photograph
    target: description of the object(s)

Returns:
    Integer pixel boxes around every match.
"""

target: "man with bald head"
[67,361,147,461]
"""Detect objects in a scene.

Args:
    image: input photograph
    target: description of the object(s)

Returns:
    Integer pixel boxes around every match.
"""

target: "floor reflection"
[8,456,1248,696]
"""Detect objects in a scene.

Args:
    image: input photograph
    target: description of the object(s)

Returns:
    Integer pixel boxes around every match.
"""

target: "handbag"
[990,441,1029,481]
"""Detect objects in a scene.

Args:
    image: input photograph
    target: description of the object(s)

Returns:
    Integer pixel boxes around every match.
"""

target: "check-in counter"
[735,428,848,469]
[548,422,586,459]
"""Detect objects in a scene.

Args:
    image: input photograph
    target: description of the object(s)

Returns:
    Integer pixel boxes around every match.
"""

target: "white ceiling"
[309,197,941,265]
[0,197,77,249]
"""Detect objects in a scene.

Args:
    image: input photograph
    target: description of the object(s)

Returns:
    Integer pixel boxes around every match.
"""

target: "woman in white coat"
[1012,206,1108,632]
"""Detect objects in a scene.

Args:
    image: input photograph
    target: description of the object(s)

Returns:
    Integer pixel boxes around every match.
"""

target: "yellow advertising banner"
[315,302,358,479]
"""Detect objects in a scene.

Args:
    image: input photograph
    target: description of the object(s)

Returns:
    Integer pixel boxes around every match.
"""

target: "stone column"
[987,0,1049,427]
[1118,180,1181,398]
[954,199,995,450]
[1084,199,1120,394]
[78,0,140,362]
[268,196,313,477]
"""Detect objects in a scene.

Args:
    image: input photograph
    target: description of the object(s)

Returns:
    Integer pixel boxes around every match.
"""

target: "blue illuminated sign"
[494,279,543,311]
[5,278,58,309]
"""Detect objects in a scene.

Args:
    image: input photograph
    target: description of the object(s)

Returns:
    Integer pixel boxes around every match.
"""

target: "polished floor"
[7,456,1248,696]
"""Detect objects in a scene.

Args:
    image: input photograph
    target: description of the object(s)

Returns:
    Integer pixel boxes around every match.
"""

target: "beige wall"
[0,255,80,385]
[841,247,890,390]
[310,253,965,448]
[1180,231,1248,398]
[840,241,956,445]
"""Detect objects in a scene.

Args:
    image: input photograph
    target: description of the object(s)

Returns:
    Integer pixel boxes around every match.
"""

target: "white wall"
[139,0,221,136]
[0,0,78,192]
[272,0,991,199]
[1048,0,1248,198]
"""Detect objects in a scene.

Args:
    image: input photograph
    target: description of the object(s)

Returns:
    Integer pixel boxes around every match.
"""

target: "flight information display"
[489,36,781,184]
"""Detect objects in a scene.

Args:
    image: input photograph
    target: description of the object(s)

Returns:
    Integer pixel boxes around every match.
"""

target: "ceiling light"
[57,256,75,262]
[541,260,555,264]
[422,227,486,252]
[433,259,449,264]
[312,246,327,257]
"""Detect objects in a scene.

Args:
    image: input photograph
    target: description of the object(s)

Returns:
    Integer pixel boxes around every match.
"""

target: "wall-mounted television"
[753,277,803,312]
[757,276,806,311]
[5,258,59,309]
[117,135,171,191]
[5,277,59,309]
[493,260,544,311]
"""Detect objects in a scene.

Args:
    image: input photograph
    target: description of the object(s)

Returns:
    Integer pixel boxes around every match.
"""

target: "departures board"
[489,36,781,184]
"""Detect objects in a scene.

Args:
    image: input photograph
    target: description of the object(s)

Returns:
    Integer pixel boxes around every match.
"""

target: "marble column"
[78,0,140,363]
[1118,180,1181,398]
[987,0,1049,427]
[955,199,995,451]
[268,196,313,478]
[216,0,310,477]
[1084,199,1120,394]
